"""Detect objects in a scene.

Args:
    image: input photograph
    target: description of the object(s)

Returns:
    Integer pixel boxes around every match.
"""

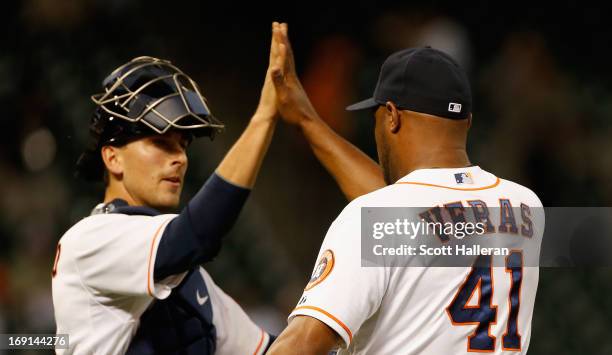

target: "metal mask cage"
[91,56,225,136]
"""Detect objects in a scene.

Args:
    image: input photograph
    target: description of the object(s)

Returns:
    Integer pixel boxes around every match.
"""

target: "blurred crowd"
[1,1,611,354]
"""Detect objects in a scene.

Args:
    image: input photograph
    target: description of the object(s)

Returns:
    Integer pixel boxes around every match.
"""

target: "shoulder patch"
[305,249,335,291]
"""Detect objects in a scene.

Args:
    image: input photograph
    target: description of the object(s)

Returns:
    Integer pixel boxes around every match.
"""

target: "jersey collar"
[90,198,161,216]
[394,166,500,191]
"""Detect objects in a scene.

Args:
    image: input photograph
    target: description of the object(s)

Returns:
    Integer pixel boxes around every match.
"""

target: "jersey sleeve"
[198,268,270,355]
[72,214,185,299]
[289,206,389,348]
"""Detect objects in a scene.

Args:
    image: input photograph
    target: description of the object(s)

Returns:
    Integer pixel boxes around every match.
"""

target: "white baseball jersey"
[52,212,268,355]
[290,166,544,354]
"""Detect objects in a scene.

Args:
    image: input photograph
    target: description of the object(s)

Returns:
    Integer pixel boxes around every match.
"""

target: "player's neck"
[393,147,471,181]
[103,180,141,207]
[395,115,470,173]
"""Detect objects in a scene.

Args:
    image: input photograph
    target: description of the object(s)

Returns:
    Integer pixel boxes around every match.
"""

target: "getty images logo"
[448,102,462,113]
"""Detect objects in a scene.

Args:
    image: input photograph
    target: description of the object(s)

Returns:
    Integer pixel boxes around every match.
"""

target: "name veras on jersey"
[369,198,533,242]
[418,198,534,241]
[367,198,534,259]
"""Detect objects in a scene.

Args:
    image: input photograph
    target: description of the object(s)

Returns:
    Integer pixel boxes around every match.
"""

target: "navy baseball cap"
[346,47,472,119]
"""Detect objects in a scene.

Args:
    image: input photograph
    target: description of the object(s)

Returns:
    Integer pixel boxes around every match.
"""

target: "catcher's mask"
[76,56,224,181]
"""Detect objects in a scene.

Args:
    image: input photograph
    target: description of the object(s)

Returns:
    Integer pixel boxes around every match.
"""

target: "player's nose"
[172,149,187,167]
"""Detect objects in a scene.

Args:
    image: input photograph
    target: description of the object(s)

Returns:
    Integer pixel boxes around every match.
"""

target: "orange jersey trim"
[147,219,172,297]
[396,177,501,191]
[252,329,265,355]
[294,305,353,342]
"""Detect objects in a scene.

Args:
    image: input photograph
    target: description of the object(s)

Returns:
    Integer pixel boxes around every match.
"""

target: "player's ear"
[385,101,401,134]
[101,145,124,178]
[467,113,472,129]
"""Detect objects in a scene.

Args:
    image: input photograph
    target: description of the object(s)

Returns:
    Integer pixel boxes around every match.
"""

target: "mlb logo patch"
[448,102,462,113]
[454,172,473,184]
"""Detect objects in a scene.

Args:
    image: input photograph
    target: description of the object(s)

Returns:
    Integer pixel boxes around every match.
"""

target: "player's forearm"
[154,173,250,280]
[267,316,339,355]
[216,115,277,188]
[300,115,386,200]
[267,333,332,355]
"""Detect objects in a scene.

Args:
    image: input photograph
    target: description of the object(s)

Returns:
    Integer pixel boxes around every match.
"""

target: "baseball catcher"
[52,23,285,355]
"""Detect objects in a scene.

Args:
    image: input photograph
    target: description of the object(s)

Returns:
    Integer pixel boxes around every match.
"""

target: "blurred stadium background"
[1,1,611,354]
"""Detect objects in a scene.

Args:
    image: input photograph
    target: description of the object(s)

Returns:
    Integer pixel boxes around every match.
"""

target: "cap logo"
[448,103,462,113]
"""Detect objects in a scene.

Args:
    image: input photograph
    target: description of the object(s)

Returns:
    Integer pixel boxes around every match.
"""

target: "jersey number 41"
[447,251,523,352]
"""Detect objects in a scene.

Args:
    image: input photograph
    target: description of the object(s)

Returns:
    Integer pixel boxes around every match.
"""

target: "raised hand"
[216,23,284,188]
[253,22,284,121]
[267,22,385,200]
[271,23,320,126]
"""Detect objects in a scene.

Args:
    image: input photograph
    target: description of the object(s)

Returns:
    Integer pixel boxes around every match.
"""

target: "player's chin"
[155,188,182,210]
